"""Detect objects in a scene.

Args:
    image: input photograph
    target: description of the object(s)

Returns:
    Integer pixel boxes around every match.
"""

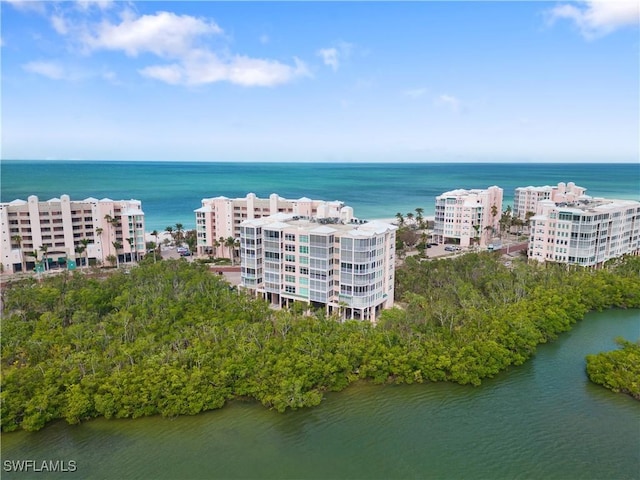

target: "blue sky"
[2,1,638,162]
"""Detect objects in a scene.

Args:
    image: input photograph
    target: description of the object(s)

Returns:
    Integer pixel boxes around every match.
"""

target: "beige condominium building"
[513,182,587,221]
[195,193,354,258]
[239,213,397,323]
[433,186,503,247]
[528,197,640,267]
[1,195,145,273]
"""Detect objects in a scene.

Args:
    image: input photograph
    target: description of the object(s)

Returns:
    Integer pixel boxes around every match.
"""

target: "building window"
[299,245,309,254]
[285,233,295,241]
[285,285,296,294]
[299,235,309,243]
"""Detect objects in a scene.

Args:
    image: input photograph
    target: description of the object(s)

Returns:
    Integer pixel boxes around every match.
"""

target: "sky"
[1,0,639,163]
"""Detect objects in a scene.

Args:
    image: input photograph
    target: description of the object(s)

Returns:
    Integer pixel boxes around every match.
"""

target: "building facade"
[1,195,145,274]
[513,182,587,221]
[528,197,640,267]
[239,213,396,323]
[433,186,503,247]
[195,193,354,258]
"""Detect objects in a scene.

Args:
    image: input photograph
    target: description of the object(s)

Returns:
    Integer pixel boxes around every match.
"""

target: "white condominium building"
[195,193,354,258]
[239,214,397,323]
[528,197,640,267]
[513,182,587,221]
[1,195,145,274]
[433,186,503,247]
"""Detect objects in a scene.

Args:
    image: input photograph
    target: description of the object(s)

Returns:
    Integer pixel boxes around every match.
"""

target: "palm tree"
[219,237,226,258]
[225,236,237,264]
[185,229,197,255]
[80,238,91,268]
[126,237,135,262]
[395,212,405,226]
[165,226,174,246]
[212,238,221,259]
[524,211,535,233]
[104,214,120,259]
[491,204,499,235]
[11,235,26,273]
[151,229,160,262]
[112,241,122,268]
[75,244,86,268]
[415,207,425,229]
[39,245,49,271]
[484,225,494,244]
[30,249,41,276]
[174,223,184,246]
[406,212,414,226]
[472,224,481,248]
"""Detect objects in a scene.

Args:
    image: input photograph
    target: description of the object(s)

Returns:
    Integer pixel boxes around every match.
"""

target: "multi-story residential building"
[195,193,354,258]
[528,197,640,267]
[433,186,503,247]
[0,195,145,274]
[513,182,587,221]
[239,213,396,323]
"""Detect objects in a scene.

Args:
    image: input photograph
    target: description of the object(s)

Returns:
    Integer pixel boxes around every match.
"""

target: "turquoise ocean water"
[1,161,638,231]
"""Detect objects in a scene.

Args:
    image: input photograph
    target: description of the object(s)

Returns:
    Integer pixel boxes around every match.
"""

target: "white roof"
[310,225,337,234]
[348,220,397,236]
[122,208,144,216]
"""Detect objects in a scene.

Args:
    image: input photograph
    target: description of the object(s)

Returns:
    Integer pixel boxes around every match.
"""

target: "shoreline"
[144,216,436,240]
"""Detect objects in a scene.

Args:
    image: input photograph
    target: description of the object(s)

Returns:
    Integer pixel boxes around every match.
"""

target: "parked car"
[444,246,457,252]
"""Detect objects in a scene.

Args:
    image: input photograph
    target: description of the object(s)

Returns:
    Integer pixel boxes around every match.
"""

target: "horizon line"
[2,159,639,165]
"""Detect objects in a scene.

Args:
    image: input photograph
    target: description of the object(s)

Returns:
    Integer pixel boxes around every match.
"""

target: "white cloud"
[83,10,223,57]
[435,94,462,113]
[22,60,66,80]
[403,88,428,99]
[21,60,90,81]
[34,7,310,88]
[75,0,115,11]
[546,0,640,39]
[140,51,310,87]
[317,48,339,71]
[317,41,353,71]
[51,14,69,35]
[4,0,47,14]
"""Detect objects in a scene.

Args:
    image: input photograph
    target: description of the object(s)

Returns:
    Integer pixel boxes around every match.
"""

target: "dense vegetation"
[586,338,640,400]
[2,254,639,432]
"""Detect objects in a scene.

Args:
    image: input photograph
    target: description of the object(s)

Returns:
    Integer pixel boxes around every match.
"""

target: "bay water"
[1,309,639,479]
[2,161,638,231]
